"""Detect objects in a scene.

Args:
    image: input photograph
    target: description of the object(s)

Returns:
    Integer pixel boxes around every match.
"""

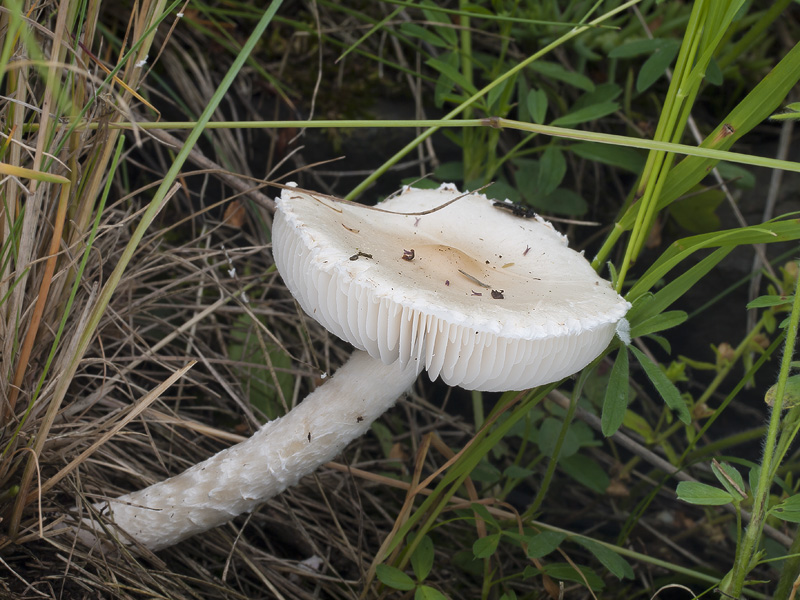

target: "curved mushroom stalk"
[80,351,418,552]
[75,182,629,553]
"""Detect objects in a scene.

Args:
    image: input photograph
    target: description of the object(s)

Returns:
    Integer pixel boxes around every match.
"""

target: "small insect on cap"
[272,183,630,391]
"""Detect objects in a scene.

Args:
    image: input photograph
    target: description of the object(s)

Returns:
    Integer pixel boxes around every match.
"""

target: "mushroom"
[77,183,629,552]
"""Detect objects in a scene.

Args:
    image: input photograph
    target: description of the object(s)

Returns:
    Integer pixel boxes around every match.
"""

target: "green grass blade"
[623,39,800,230]
[629,311,688,339]
[627,247,732,321]
[627,219,800,306]
[601,349,630,437]
[629,346,690,425]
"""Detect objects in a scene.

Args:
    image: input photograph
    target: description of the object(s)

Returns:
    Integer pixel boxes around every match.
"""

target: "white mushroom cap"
[272,183,630,392]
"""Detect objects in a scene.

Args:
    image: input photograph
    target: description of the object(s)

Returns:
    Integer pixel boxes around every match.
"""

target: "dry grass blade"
[4,184,69,422]
[34,361,197,502]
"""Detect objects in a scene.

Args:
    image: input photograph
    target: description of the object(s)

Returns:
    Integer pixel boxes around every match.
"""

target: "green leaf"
[747,294,794,309]
[522,566,543,579]
[636,41,681,92]
[420,0,457,45]
[575,538,635,580]
[543,563,605,591]
[488,77,514,113]
[527,88,548,124]
[376,564,416,591]
[716,162,755,189]
[647,334,672,355]
[705,57,723,85]
[609,38,672,59]
[416,585,449,600]
[411,535,435,581]
[551,101,620,127]
[765,374,800,409]
[629,219,800,305]
[771,494,800,523]
[514,158,539,197]
[399,23,451,48]
[505,410,543,442]
[433,161,463,182]
[570,142,645,173]
[452,549,482,576]
[427,55,476,95]
[570,420,596,449]
[485,178,521,203]
[528,188,588,217]
[402,177,441,189]
[602,349,630,437]
[681,1,745,94]
[676,481,734,506]
[670,190,725,234]
[430,52,463,108]
[528,60,595,92]
[504,464,535,479]
[420,3,452,25]
[471,458,502,483]
[470,502,499,529]
[623,409,655,443]
[536,146,566,196]
[628,247,732,320]
[526,530,566,559]
[710,460,747,501]
[473,533,501,558]
[537,417,580,458]
[629,346,690,424]
[227,314,293,421]
[771,109,800,121]
[517,78,531,122]
[559,454,610,494]
[575,38,602,61]
[748,466,761,498]
[571,82,622,111]
[629,310,688,339]
[371,421,395,459]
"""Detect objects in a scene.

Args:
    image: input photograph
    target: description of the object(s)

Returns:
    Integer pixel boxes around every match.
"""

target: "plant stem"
[523,366,591,520]
[724,263,800,596]
[35,118,800,174]
[459,0,475,180]
[617,0,709,290]
[78,352,418,551]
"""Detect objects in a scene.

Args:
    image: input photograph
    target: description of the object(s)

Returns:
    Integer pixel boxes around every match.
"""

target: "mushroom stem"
[81,351,418,551]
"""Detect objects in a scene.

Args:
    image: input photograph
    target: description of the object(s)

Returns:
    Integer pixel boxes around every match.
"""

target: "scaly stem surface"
[80,351,418,551]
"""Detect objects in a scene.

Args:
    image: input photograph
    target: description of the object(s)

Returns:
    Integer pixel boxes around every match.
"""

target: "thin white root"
[77,351,418,551]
